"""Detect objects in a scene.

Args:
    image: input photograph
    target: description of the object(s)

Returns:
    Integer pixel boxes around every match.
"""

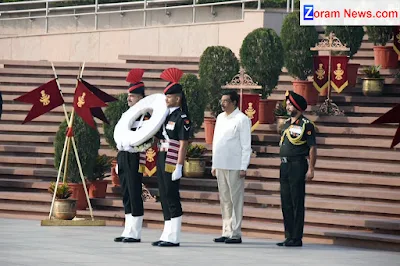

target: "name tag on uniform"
[289,125,302,136]
[166,121,175,130]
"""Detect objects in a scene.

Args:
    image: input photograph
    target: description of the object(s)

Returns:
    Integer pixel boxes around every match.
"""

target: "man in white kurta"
[211,90,252,244]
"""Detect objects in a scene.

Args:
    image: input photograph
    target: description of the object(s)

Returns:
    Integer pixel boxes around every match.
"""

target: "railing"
[0,0,267,33]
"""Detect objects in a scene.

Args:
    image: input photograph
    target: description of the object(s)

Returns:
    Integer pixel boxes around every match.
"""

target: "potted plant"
[48,182,76,220]
[281,11,319,105]
[240,27,284,124]
[274,100,289,134]
[325,26,365,89]
[366,26,397,69]
[199,46,240,144]
[361,65,384,96]
[181,73,207,139]
[103,93,128,186]
[183,143,207,178]
[54,114,100,210]
[86,154,111,198]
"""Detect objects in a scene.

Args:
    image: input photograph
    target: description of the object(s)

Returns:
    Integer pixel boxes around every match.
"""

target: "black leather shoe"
[284,239,303,247]
[225,238,242,244]
[151,240,162,246]
[114,237,125,242]
[122,237,141,243]
[158,241,180,247]
[276,238,290,246]
[213,236,228,243]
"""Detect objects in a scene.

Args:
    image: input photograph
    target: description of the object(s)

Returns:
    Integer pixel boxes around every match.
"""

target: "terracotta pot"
[259,99,277,124]
[347,63,360,88]
[53,199,77,220]
[373,46,398,69]
[68,183,88,210]
[292,80,318,106]
[88,180,108,198]
[111,159,120,187]
[204,117,216,145]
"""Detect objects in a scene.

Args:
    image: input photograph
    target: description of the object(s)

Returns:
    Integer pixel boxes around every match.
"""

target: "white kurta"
[212,108,252,171]
[211,107,252,239]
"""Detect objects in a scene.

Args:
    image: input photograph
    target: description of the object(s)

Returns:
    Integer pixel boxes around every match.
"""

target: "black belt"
[280,156,306,163]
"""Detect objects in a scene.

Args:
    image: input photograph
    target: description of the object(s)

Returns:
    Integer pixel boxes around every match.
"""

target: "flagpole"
[51,62,70,125]
[47,63,83,219]
[69,62,95,220]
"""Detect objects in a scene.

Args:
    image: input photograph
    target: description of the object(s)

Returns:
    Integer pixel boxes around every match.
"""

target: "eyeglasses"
[219,99,231,104]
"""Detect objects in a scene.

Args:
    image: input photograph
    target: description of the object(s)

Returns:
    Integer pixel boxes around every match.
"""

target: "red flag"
[80,79,118,124]
[371,104,400,148]
[393,26,400,56]
[240,93,260,132]
[330,56,349,93]
[144,144,158,177]
[73,81,107,128]
[312,56,329,93]
[13,79,64,124]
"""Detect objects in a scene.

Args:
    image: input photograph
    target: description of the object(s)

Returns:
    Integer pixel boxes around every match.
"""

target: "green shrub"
[54,115,100,183]
[87,154,112,181]
[240,27,284,99]
[103,93,128,151]
[325,26,365,59]
[181,74,206,138]
[280,11,319,80]
[199,46,239,118]
[366,26,394,46]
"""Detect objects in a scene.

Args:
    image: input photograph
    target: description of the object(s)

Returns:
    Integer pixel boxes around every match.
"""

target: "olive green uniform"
[279,115,316,241]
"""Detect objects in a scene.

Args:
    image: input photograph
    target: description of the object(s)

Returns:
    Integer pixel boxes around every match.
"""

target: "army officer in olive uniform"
[277,91,317,247]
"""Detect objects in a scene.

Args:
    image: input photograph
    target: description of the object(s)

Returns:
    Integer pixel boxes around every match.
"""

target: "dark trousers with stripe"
[156,152,182,220]
[117,151,144,216]
[279,157,308,240]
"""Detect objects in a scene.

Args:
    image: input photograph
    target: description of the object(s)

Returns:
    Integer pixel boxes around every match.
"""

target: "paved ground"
[1,218,399,266]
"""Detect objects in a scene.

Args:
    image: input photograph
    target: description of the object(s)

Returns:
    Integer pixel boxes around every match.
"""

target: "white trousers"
[216,169,245,239]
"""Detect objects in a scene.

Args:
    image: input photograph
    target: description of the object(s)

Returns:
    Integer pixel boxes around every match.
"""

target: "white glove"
[115,163,119,175]
[171,164,183,181]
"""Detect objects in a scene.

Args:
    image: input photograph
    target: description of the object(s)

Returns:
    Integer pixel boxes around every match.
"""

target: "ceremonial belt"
[281,156,306,163]
[160,124,180,173]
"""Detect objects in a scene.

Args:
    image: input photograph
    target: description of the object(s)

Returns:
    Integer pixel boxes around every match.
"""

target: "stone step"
[0,76,168,89]
[268,94,400,105]
[364,220,400,232]
[2,181,400,216]
[0,60,199,72]
[2,101,395,116]
[2,177,400,203]
[118,54,200,63]
[328,230,400,243]
[0,189,397,234]
[0,68,167,80]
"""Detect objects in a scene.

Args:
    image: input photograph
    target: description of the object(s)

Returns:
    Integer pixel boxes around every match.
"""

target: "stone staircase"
[1,40,400,251]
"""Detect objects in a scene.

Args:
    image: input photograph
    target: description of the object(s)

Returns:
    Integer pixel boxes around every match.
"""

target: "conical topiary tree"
[181,73,207,138]
[325,26,365,59]
[54,114,101,183]
[280,11,319,80]
[240,27,284,99]
[199,46,240,118]
[103,93,128,151]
